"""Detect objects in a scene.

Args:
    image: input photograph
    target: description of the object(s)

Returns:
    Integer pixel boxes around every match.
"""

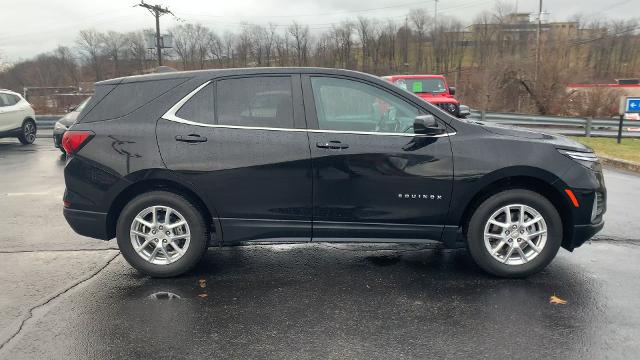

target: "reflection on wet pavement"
[2,242,639,360]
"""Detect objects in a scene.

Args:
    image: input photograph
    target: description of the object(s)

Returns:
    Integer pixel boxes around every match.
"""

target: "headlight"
[54,122,68,132]
[558,149,598,168]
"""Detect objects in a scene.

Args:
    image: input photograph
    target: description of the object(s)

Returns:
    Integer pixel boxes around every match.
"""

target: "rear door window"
[216,76,293,129]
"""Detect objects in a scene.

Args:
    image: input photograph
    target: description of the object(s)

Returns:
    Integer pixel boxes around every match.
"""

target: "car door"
[0,93,21,132]
[302,75,453,242]
[157,74,312,244]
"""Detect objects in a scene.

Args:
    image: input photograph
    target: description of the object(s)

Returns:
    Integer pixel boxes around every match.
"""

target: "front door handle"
[316,141,349,150]
[175,134,208,143]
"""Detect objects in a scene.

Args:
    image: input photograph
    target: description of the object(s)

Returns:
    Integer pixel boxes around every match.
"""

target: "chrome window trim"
[161,80,455,138]
[162,81,212,124]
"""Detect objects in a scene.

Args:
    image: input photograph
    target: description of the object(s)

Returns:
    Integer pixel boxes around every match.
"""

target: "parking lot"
[1,134,640,359]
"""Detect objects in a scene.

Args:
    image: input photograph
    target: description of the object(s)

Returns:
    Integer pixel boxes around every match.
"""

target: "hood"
[468,119,592,152]
[416,93,458,104]
[56,111,80,127]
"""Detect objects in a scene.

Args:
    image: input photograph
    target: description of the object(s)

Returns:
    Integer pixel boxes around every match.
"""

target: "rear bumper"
[63,207,111,240]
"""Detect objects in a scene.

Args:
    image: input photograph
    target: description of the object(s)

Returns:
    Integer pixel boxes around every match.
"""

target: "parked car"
[0,89,37,144]
[382,74,460,117]
[458,104,471,118]
[62,68,606,278]
[54,97,91,153]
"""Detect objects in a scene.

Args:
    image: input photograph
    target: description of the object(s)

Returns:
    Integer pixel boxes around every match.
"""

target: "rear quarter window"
[79,78,188,123]
[175,83,214,124]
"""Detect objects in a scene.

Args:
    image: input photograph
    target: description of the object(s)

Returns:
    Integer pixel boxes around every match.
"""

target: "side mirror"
[458,104,471,118]
[413,115,445,135]
[67,105,77,113]
[448,86,456,96]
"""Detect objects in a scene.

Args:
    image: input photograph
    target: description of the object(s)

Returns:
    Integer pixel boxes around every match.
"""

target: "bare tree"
[356,16,372,72]
[171,23,211,70]
[288,21,310,66]
[102,31,127,77]
[222,32,236,67]
[332,21,354,69]
[126,31,149,74]
[53,46,79,86]
[410,8,429,72]
[76,29,105,81]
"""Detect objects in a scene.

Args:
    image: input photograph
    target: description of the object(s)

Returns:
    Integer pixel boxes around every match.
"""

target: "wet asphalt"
[1,135,640,359]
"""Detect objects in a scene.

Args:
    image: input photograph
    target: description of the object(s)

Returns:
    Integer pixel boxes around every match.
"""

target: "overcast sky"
[0,0,636,62]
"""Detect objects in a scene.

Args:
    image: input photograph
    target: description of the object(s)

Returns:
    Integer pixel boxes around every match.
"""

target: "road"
[1,135,639,359]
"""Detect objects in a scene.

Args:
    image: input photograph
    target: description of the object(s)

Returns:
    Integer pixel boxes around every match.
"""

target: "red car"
[382,75,460,117]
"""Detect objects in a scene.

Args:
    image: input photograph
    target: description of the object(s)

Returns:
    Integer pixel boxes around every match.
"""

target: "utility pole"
[403,16,409,74]
[136,1,173,66]
[535,0,542,81]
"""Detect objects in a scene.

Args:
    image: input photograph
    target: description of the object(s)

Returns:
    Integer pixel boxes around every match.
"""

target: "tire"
[116,191,208,277]
[465,189,562,278]
[18,119,37,145]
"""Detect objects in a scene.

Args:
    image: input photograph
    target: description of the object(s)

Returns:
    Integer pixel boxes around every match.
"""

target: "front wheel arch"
[458,176,573,250]
[18,118,37,144]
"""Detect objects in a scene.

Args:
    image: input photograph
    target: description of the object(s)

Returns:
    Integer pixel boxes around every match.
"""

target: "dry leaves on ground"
[549,294,568,305]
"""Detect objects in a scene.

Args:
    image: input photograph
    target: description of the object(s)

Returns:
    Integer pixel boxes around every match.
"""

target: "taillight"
[62,130,94,155]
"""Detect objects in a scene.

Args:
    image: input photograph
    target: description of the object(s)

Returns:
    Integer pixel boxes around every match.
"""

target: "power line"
[176,0,492,21]
[175,0,495,30]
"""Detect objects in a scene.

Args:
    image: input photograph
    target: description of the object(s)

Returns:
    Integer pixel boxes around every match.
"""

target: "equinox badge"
[398,193,443,200]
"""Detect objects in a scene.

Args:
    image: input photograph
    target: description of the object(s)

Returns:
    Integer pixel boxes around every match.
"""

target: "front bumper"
[570,218,605,250]
[560,163,606,250]
[63,207,111,240]
[53,130,65,149]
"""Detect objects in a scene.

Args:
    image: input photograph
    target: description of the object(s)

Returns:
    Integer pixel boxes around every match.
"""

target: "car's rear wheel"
[116,191,208,277]
[465,189,562,278]
[18,119,37,144]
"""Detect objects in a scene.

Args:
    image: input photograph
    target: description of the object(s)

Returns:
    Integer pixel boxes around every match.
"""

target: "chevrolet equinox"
[61,68,606,278]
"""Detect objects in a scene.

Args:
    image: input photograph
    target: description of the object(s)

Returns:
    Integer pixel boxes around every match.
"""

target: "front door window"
[310,77,421,134]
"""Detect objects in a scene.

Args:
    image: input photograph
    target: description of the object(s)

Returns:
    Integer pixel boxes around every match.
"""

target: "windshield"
[393,78,446,94]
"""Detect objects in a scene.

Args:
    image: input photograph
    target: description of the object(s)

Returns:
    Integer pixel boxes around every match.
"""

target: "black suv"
[61,68,606,278]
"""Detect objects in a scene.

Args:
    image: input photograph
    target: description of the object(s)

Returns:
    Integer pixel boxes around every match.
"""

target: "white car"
[0,89,37,144]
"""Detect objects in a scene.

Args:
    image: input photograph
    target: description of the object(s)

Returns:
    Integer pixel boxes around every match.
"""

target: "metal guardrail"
[35,115,62,129]
[469,110,639,135]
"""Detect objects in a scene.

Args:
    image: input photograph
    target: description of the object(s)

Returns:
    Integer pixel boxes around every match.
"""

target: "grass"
[570,137,640,164]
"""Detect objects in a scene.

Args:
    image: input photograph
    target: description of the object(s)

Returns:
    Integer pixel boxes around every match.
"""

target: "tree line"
[1,4,639,115]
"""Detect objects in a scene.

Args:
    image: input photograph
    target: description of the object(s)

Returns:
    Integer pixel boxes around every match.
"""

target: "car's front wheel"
[18,119,37,144]
[465,189,562,278]
[116,191,208,277]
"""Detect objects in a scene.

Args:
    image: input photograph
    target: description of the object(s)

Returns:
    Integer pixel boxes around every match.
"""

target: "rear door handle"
[316,141,349,150]
[175,134,207,143]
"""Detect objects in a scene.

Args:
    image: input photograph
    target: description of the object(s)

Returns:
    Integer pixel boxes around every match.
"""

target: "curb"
[600,156,640,174]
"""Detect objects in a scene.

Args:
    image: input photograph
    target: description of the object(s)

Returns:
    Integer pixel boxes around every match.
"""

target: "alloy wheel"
[130,206,191,265]
[23,122,36,143]
[483,204,548,266]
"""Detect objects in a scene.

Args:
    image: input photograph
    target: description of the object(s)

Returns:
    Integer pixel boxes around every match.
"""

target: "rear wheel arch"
[106,178,217,242]
[457,175,574,250]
